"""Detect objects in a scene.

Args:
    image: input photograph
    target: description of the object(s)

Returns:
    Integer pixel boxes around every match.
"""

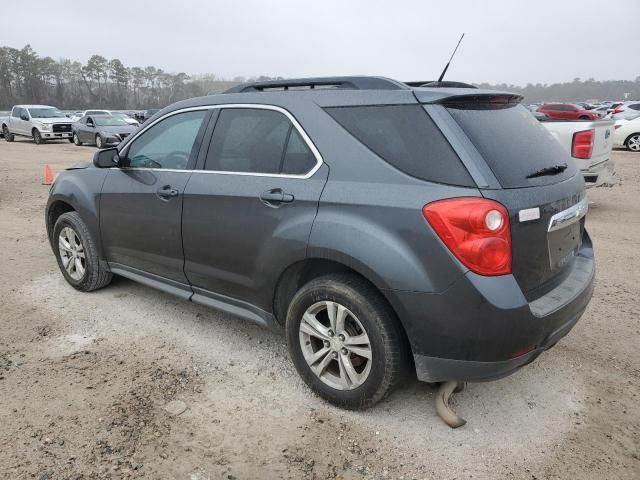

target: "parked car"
[109,111,140,126]
[72,115,139,148]
[539,117,616,187]
[613,117,640,151]
[537,103,600,120]
[611,101,640,121]
[2,105,73,144]
[46,76,594,409]
[141,109,160,123]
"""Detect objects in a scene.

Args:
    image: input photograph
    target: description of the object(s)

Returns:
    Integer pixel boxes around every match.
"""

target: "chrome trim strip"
[117,103,324,179]
[547,197,588,232]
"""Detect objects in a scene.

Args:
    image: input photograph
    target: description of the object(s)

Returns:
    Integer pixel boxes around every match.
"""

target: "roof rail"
[225,76,409,93]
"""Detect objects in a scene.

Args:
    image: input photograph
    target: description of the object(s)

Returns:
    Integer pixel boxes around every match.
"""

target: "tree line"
[0,44,638,110]
[0,45,278,111]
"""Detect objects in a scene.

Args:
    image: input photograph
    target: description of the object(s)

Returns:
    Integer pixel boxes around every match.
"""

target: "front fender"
[46,168,109,257]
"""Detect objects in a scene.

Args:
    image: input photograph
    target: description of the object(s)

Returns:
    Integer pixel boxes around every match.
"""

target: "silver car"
[72,115,139,148]
[611,101,640,121]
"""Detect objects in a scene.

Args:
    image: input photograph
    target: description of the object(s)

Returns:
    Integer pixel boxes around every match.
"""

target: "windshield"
[29,108,66,118]
[94,117,130,127]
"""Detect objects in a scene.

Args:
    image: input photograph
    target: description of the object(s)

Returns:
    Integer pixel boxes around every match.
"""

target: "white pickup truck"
[540,118,616,187]
[1,105,73,144]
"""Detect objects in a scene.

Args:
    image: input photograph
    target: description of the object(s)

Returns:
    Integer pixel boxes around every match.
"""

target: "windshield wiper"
[526,163,568,179]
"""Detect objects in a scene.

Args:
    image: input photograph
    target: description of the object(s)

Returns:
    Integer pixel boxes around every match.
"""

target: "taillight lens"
[422,198,511,276]
[614,124,622,130]
[572,129,594,159]
[613,106,624,114]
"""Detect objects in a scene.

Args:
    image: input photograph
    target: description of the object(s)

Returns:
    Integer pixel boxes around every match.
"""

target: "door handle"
[260,188,294,207]
[156,185,180,200]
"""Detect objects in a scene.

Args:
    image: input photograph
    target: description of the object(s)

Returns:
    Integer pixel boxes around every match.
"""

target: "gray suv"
[46,77,595,409]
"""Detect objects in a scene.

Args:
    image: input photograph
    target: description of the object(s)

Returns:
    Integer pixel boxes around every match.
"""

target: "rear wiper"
[526,163,568,179]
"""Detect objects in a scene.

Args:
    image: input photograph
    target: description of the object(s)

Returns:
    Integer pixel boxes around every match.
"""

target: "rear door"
[434,99,586,299]
[100,109,210,287]
[182,106,328,311]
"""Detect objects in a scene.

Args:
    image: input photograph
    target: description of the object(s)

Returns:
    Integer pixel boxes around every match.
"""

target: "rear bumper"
[386,232,595,383]
[581,159,616,188]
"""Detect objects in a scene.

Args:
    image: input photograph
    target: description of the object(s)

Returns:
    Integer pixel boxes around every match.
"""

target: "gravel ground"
[0,138,638,479]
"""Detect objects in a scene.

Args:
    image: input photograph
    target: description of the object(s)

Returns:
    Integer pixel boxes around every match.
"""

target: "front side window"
[125,110,207,169]
[204,108,316,175]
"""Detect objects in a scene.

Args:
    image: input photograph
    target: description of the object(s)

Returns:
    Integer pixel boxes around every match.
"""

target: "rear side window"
[629,104,640,111]
[325,105,474,187]
[205,108,317,175]
[447,104,576,188]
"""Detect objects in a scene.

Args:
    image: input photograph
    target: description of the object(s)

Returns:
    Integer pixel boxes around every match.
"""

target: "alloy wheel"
[95,135,102,148]
[58,227,86,281]
[628,135,640,152]
[299,301,372,390]
[73,133,80,145]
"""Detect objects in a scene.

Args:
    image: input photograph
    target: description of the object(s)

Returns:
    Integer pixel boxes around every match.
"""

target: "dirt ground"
[0,137,638,480]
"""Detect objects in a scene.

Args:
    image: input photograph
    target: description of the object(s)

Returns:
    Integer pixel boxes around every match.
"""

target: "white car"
[614,118,640,152]
[73,110,139,126]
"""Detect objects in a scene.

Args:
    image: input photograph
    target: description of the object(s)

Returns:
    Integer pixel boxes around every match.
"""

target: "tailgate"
[481,173,587,300]
[580,120,614,171]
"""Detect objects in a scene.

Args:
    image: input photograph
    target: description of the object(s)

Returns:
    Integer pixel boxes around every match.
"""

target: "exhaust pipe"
[435,381,466,428]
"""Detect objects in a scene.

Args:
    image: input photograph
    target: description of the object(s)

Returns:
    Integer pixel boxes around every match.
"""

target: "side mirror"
[93,147,120,168]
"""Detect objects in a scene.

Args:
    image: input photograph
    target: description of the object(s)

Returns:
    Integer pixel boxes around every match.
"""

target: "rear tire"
[33,129,44,144]
[73,133,82,146]
[625,133,640,152]
[53,212,112,292]
[3,125,14,142]
[286,274,409,410]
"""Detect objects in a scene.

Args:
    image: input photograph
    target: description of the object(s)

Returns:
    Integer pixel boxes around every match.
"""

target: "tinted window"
[126,110,206,169]
[447,104,577,188]
[281,128,316,175]
[325,105,473,186]
[629,104,640,111]
[205,108,315,175]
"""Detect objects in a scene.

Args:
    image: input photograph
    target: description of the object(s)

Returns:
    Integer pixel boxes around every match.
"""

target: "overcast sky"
[2,0,638,85]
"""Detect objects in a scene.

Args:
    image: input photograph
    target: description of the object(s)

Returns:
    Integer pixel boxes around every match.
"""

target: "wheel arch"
[272,257,414,358]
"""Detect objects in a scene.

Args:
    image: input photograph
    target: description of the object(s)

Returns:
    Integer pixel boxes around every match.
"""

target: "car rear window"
[324,105,474,187]
[446,104,577,188]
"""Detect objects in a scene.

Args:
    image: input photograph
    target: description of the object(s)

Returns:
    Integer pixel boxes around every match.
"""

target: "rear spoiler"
[435,93,524,109]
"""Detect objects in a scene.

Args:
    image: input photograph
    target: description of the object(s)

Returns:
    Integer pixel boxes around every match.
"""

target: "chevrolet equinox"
[46,77,595,409]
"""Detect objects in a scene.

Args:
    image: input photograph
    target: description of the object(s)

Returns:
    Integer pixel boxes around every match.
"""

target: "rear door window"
[204,108,318,176]
[325,105,474,186]
[446,104,577,188]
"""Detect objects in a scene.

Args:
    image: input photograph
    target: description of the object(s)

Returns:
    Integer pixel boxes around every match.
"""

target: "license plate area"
[547,221,582,270]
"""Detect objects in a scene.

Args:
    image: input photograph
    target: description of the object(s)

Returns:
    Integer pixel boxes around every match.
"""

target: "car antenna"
[436,33,465,84]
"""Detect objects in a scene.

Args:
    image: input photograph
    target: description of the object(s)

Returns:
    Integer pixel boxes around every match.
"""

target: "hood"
[96,125,139,134]
[66,161,91,170]
[33,117,72,124]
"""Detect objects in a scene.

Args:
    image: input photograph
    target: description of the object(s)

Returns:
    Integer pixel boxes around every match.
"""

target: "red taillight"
[422,198,511,276]
[613,106,624,114]
[572,129,594,159]
[614,124,622,130]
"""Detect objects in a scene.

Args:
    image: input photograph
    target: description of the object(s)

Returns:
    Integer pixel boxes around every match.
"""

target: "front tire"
[73,133,82,146]
[33,129,44,144]
[95,134,103,148]
[3,126,14,142]
[286,274,409,410]
[625,133,640,152]
[53,212,112,292]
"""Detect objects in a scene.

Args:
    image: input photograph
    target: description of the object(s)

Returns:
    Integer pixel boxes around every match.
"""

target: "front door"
[182,106,328,311]
[100,109,210,285]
